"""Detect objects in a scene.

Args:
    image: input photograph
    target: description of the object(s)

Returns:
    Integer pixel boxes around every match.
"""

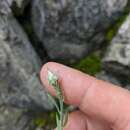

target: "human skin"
[40,62,130,130]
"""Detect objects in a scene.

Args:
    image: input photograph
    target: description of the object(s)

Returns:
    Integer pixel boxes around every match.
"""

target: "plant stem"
[47,70,68,130]
[59,99,64,130]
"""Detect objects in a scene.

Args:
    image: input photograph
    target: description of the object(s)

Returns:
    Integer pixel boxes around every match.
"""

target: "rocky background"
[0,0,130,130]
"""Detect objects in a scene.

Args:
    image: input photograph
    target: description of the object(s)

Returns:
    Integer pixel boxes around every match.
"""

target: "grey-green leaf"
[47,93,60,113]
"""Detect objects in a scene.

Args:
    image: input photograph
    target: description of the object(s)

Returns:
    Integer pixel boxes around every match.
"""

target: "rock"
[0,0,12,14]
[0,2,53,110]
[96,71,130,92]
[0,106,33,130]
[0,0,29,9]
[11,0,30,15]
[102,14,130,77]
[0,0,30,15]
[13,0,30,8]
[31,0,128,63]
[125,84,130,90]
[96,71,123,86]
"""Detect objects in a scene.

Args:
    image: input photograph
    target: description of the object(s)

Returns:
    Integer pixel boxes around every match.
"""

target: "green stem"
[59,99,64,130]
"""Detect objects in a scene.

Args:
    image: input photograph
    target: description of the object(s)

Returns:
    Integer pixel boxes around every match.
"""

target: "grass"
[47,70,69,130]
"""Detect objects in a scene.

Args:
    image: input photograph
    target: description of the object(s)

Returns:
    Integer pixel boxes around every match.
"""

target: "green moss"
[106,16,127,42]
[72,53,101,75]
[49,112,56,120]
[106,6,130,43]
[33,117,46,128]
[32,111,56,129]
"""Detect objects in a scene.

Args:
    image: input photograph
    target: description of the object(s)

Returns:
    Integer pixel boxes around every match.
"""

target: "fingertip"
[40,62,58,96]
[40,61,95,105]
[40,62,49,89]
[40,62,55,80]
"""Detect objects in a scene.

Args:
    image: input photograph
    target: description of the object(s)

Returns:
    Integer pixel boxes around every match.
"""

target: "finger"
[55,111,111,130]
[63,111,87,130]
[86,116,111,130]
[40,62,130,130]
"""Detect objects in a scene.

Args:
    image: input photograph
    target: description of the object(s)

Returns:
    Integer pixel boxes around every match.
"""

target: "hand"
[40,62,130,130]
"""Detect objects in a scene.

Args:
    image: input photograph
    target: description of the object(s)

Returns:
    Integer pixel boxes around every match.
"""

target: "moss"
[33,117,46,128]
[72,53,101,75]
[32,111,56,129]
[106,6,130,43]
[106,16,128,43]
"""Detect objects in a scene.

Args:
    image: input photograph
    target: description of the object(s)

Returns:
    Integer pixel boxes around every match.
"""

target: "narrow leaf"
[47,93,60,113]
[56,113,61,130]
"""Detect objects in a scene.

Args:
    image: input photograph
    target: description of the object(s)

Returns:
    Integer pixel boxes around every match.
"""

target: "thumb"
[40,62,130,130]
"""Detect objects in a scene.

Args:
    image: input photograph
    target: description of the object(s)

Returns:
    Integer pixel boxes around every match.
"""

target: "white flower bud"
[47,70,58,86]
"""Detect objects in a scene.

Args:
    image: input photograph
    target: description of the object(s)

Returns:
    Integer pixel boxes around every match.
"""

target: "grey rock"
[0,0,29,9]
[125,84,130,90]
[96,71,122,86]
[96,71,130,91]
[13,0,29,8]
[0,3,53,110]
[32,0,128,63]
[103,14,130,77]
[0,0,30,15]
[0,0,12,14]
[12,0,30,14]
[0,106,33,130]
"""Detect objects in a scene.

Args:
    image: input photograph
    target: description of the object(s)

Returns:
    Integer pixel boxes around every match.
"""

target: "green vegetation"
[106,6,130,43]
[33,117,46,128]
[72,53,101,75]
[32,112,56,129]
[106,15,127,42]
[47,70,68,130]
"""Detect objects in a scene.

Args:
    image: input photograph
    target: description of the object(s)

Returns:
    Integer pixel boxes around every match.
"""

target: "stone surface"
[96,71,130,92]
[13,0,29,8]
[0,0,29,9]
[0,0,30,16]
[103,14,130,77]
[32,0,128,63]
[96,71,123,86]
[0,106,33,130]
[125,84,130,90]
[0,2,53,110]
[12,0,30,15]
